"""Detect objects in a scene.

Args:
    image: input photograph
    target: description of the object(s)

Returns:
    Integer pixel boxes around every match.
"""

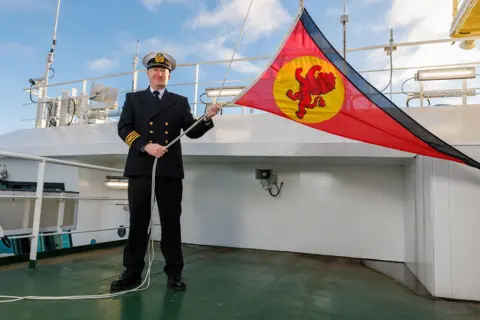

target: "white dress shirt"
[150,87,165,99]
[149,86,211,123]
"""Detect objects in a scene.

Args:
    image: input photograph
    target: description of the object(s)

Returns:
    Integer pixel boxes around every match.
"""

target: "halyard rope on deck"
[0,0,255,304]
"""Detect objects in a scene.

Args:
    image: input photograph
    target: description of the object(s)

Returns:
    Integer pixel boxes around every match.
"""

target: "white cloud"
[141,36,190,61]
[357,0,389,4]
[87,58,119,71]
[189,0,291,43]
[325,7,343,16]
[198,36,262,75]
[117,33,261,75]
[350,23,388,36]
[139,0,189,12]
[362,0,480,106]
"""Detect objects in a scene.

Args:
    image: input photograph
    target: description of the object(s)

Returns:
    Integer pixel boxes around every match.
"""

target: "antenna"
[132,40,140,92]
[34,0,61,128]
[340,0,348,60]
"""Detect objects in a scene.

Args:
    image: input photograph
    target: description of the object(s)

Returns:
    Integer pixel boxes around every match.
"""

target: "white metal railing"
[22,34,480,127]
[0,150,124,267]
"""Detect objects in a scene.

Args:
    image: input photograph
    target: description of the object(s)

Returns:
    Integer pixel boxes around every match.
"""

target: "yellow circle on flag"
[273,56,345,124]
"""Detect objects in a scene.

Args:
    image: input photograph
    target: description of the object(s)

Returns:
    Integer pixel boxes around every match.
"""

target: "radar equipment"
[79,82,120,124]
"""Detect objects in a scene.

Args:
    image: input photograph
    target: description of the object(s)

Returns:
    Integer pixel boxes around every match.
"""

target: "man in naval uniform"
[110,52,219,292]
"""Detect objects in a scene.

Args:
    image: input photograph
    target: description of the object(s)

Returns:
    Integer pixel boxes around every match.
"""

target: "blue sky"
[0,0,477,134]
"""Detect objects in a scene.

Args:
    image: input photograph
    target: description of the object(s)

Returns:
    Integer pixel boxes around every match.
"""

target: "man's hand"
[205,103,220,121]
[144,143,168,158]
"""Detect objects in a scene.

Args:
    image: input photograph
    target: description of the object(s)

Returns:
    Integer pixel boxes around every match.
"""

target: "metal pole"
[29,160,46,269]
[35,0,61,128]
[56,193,65,233]
[389,29,394,100]
[59,89,69,126]
[462,79,467,105]
[341,0,348,60]
[194,64,199,115]
[420,81,424,107]
[132,40,139,92]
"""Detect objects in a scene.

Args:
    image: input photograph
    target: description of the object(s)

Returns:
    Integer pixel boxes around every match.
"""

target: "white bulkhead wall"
[178,162,406,262]
[404,146,480,301]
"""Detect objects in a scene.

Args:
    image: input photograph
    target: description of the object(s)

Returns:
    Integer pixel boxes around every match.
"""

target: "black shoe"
[167,276,186,291]
[110,271,142,292]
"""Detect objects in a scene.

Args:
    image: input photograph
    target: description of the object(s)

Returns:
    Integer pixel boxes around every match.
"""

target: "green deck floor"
[1,244,479,319]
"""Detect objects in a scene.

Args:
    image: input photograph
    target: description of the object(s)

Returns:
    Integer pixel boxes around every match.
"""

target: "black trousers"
[123,176,183,277]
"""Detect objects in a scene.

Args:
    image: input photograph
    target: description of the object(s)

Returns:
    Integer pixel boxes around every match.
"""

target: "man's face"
[147,67,170,88]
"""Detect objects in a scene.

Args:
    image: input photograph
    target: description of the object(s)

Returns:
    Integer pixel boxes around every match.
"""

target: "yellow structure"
[450,0,480,42]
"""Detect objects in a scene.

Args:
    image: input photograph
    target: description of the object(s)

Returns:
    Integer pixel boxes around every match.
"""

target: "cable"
[268,182,283,197]
[29,84,37,104]
[0,0,254,304]
[401,77,415,96]
[379,46,393,93]
[67,99,76,126]
[49,67,55,79]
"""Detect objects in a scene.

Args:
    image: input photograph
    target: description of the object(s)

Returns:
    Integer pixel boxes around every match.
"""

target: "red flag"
[232,8,480,170]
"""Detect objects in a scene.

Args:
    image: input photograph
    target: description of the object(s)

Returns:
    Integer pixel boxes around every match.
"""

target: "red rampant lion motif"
[285,65,336,119]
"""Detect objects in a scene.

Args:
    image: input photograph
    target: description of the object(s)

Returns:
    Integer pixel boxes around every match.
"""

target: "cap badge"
[155,53,165,63]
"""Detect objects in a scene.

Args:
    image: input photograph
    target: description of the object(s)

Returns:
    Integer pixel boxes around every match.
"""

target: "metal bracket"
[384,45,397,55]
[384,29,397,56]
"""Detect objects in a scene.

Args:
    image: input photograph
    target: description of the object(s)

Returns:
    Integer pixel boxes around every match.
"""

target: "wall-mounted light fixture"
[105,176,128,189]
[205,86,245,98]
[203,85,248,115]
[416,67,476,81]
[412,66,477,107]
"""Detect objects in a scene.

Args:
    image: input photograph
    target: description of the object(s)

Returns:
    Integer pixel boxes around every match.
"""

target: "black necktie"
[153,90,160,100]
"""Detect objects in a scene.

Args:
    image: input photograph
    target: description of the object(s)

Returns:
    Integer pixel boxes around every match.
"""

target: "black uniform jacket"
[117,87,214,179]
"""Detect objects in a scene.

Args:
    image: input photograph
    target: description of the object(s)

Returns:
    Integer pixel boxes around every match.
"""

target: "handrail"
[21,60,480,100]
[23,32,480,126]
[23,35,480,92]
[0,150,123,173]
[0,149,123,268]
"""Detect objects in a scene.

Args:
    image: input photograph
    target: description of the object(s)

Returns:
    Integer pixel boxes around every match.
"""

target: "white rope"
[0,0,254,304]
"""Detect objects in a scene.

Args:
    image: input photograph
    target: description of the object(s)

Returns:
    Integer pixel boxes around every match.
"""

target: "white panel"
[404,160,416,270]
[0,158,78,192]
[413,157,435,294]
[71,168,129,246]
[179,163,405,262]
[446,160,480,301]
[431,160,453,298]
[405,149,480,301]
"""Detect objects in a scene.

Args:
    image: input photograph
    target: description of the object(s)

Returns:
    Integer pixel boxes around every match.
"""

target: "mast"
[341,0,348,60]
[132,40,140,92]
[35,0,61,128]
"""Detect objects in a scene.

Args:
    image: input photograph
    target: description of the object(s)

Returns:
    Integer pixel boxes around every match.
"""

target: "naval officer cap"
[142,52,176,71]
